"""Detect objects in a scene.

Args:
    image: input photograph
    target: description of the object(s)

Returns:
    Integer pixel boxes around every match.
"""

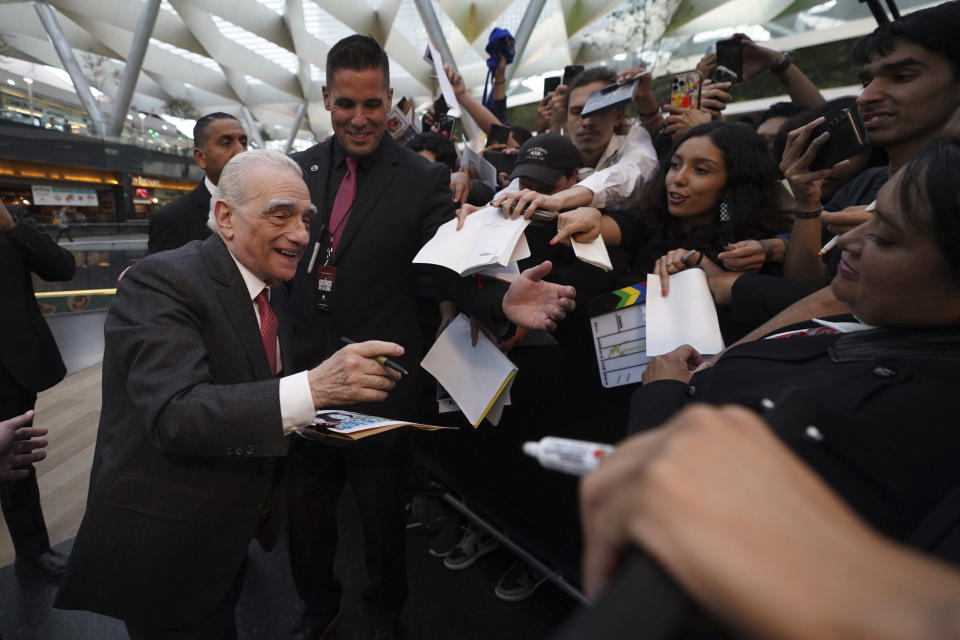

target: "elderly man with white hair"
[55,149,408,639]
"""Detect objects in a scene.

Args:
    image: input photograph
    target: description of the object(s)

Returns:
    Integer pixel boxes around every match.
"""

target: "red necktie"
[329,156,358,251]
[254,288,278,376]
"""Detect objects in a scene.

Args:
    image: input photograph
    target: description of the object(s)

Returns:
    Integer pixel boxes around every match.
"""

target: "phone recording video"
[715,38,743,83]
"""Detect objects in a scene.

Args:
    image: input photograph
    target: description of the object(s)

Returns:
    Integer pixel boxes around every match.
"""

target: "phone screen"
[715,39,743,82]
[488,124,511,146]
[543,76,561,96]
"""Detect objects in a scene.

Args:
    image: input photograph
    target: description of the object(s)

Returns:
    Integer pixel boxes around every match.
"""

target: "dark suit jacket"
[56,235,293,626]
[629,321,960,545]
[148,182,212,254]
[0,207,75,393]
[289,136,469,419]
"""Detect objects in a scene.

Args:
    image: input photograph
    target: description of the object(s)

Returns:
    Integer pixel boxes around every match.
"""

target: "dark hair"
[193,112,239,150]
[852,1,960,78]
[758,101,806,127]
[407,132,457,170]
[326,34,390,87]
[565,67,618,113]
[635,121,787,267]
[771,96,887,177]
[898,137,960,283]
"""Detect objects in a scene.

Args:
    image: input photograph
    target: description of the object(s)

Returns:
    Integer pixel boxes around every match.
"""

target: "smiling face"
[216,165,314,286]
[831,169,960,327]
[565,82,621,166]
[664,135,728,231]
[856,39,960,154]
[323,67,393,159]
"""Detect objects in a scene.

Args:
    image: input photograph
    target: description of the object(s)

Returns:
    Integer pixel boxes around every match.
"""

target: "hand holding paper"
[645,269,723,356]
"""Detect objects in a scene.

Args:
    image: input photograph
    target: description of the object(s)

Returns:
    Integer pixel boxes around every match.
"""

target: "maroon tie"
[329,156,358,251]
[254,288,278,376]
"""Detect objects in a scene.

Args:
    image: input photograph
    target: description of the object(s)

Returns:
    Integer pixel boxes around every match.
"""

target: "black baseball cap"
[509,133,579,186]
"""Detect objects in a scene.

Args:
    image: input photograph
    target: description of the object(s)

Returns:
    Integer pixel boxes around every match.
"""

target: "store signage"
[31,184,99,207]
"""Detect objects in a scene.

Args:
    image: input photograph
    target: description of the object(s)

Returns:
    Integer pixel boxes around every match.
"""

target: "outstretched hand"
[502,261,576,331]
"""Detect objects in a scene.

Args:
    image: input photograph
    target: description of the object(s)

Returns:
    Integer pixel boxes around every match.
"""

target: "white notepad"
[421,314,517,428]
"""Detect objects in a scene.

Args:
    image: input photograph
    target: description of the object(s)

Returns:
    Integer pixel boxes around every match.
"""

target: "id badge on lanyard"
[315,240,336,312]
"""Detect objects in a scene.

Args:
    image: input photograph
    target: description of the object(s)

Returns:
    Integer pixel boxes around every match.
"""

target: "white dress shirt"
[576,123,659,209]
[228,252,316,435]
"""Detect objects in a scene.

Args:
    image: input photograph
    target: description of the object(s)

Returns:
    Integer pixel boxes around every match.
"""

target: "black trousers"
[125,558,246,640]
[287,431,412,632]
[0,365,50,560]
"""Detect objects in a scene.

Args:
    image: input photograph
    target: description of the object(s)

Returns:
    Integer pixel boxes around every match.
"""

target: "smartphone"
[712,65,738,84]
[543,76,561,96]
[433,95,449,116]
[562,65,585,86]
[670,72,701,109]
[482,150,516,176]
[487,123,512,147]
[809,108,865,171]
[715,39,743,83]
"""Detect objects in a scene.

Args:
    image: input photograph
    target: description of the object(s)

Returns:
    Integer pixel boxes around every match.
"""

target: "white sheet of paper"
[461,139,498,189]
[424,43,462,118]
[571,235,612,271]
[477,261,520,283]
[421,314,517,427]
[644,269,724,356]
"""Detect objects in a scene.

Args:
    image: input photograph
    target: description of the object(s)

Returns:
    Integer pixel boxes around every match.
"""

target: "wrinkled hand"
[822,205,873,236]
[780,117,849,211]
[449,170,470,207]
[641,344,704,385]
[737,34,786,81]
[663,105,712,137]
[443,64,466,97]
[554,207,602,246]
[502,261,576,331]
[308,341,403,408]
[493,188,562,220]
[717,240,765,272]
[699,80,732,117]
[0,411,48,482]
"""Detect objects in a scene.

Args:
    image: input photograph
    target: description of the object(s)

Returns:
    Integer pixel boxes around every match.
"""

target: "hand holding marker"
[340,337,408,376]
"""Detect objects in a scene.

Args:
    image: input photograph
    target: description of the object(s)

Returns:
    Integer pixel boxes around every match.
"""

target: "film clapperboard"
[589,283,651,388]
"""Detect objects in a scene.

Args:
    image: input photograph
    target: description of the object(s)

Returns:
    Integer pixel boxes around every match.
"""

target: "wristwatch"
[793,205,822,219]
[770,53,793,75]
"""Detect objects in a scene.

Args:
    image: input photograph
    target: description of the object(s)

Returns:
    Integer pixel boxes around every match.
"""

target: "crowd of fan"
[399,1,960,634]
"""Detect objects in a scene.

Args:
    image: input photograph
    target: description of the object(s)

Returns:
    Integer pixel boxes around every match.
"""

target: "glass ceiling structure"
[0,0,938,148]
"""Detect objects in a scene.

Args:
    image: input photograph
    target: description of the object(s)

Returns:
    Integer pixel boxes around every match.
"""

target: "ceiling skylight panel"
[151,39,222,72]
[211,15,301,74]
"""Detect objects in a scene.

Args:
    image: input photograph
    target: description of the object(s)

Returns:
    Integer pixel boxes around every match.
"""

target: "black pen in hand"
[340,337,408,376]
